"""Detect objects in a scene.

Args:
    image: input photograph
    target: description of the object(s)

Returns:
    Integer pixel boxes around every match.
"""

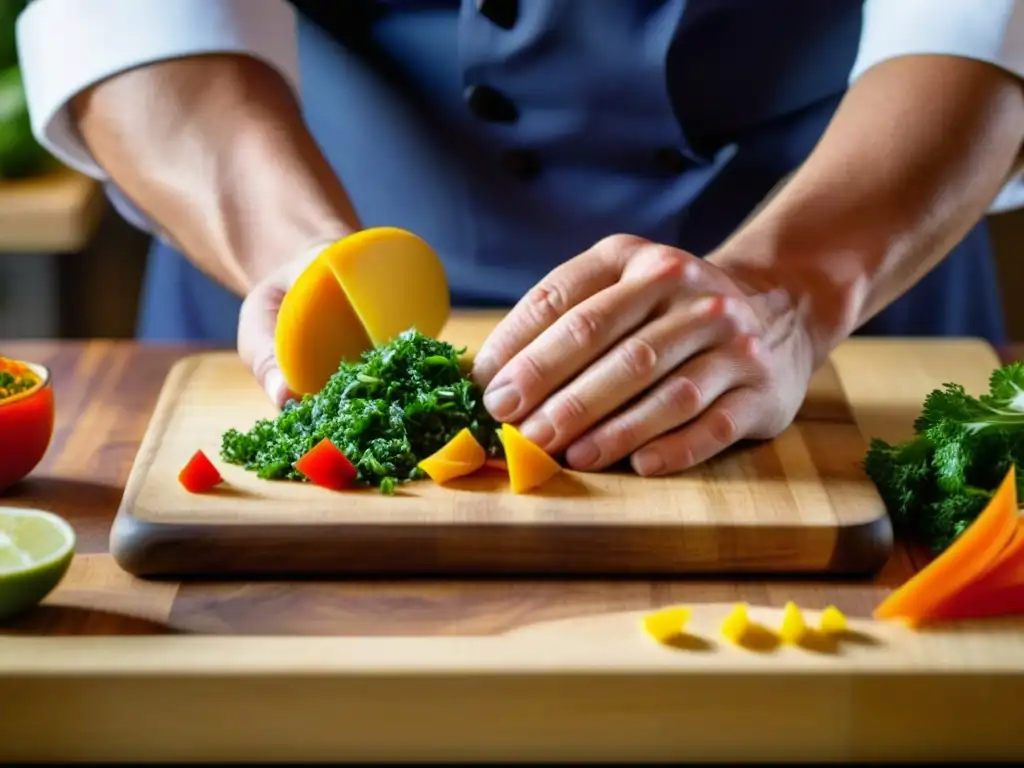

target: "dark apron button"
[653,147,690,174]
[501,148,541,180]
[464,84,519,123]
[476,0,518,29]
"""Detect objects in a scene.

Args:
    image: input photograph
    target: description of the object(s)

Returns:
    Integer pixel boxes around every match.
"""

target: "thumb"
[237,277,296,409]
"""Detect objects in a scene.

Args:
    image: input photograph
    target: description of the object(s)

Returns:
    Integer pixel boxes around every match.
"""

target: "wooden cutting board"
[110,312,1000,578]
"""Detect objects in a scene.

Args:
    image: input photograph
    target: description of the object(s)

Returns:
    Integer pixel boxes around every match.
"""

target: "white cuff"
[17,0,300,181]
[850,0,1024,213]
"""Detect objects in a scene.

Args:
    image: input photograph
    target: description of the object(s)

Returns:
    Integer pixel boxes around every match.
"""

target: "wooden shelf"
[0,166,105,253]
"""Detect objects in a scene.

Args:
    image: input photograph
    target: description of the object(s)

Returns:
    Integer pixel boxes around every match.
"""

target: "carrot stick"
[874,465,1021,621]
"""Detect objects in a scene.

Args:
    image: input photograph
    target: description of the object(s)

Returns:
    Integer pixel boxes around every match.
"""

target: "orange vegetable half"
[874,465,1022,623]
[418,428,487,484]
[501,423,561,494]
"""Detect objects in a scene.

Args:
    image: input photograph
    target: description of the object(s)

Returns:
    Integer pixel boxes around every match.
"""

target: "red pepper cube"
[294,437,358,491]
[178,449,223,493]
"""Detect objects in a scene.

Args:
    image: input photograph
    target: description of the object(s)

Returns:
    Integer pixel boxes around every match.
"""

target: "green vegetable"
[863,362,1024,552]
[0,0,26,71]
[0,64,52,179]
[220,329,503,493]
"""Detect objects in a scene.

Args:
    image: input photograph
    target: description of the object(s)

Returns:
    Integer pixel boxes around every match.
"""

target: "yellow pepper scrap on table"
[778,601,807,644]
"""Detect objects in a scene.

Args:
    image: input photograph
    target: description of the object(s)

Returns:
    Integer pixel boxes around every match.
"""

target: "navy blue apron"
[136,0,1007,345]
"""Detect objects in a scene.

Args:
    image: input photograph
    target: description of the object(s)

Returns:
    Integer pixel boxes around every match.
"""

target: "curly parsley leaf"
[863,362,1024,552]
[220,329,502,493]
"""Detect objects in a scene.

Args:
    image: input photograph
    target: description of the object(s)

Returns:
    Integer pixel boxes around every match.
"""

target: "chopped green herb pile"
[220,329,502,494]
[863,362,1024,552]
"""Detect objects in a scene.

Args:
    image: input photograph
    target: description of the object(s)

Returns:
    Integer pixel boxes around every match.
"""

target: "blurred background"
[1,1,1022,343]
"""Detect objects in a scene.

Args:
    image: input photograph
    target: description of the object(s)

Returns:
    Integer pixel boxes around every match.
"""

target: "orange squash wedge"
[501,423,562,494]
[275,227,450,397]
[874,465,1023,624]
[418,428,487,484]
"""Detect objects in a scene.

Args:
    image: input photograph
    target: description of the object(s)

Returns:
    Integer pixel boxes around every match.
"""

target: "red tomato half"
[0,360,54,493]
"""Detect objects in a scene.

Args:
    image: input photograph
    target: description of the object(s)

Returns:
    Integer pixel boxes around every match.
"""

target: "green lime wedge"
[0,506,75,622]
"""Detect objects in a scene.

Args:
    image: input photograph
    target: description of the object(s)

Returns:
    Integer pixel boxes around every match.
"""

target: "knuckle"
[564,308,603,351]
[605,421,641,456]
[708,407,740,445]
[618,336,659,379]
[648,248,686,284]
[598,232,646,252]
[524,282,570,327]
[659,375,702,416]
[663,441,696,472]
[734,332,760,360]
[514,352,548,393]
[548,390,590,432]
[733,333,771,379]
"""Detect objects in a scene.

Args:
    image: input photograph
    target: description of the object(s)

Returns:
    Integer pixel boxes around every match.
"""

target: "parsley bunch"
[220,329,502,494]
[863,362,1024,552]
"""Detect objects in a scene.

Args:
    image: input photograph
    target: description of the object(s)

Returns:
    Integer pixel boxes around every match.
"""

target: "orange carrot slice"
[923,525,1024,622]
[418,428,487,484]
[501,423,561,494]
[874,465,1021,622]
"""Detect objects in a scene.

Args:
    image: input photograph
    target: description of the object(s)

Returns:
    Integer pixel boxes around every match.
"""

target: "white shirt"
[15,0,1024,231]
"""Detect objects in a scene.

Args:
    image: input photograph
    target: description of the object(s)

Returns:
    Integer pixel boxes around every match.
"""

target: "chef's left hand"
[471,235,820,476]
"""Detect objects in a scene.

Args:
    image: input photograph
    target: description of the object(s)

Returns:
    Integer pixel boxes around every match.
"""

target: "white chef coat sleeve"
[850,0,1024,213]
[17,0,300,235]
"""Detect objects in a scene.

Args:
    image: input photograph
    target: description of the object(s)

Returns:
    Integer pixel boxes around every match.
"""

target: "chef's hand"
[471,235,820,476]
[236,243,331,409]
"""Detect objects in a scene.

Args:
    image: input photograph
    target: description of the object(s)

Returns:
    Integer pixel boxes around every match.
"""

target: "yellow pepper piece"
[778,601,807,644]
[642,606,692,645]
[417,428,487,483]
[721,602,750,644]
[819,605,848,633]
[501,423,562,494]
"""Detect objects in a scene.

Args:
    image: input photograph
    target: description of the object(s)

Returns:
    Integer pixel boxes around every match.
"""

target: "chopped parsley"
[220,329,503,493]
[863,362,1024,552]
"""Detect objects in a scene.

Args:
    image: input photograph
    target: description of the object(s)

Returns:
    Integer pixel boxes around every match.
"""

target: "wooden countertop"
[1,338,1022,762]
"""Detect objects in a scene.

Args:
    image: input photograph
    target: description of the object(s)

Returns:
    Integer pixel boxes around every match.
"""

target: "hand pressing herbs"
[220,329,502,494]
[863,362,1024,552]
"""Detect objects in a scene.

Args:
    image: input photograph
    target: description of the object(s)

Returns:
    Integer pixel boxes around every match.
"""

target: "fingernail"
[566,439,600,469]
[484,385,520,420]
[521,419,555,449]
[632,450,666,476]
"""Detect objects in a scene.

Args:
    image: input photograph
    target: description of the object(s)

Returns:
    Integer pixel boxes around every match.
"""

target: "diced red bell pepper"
[294,437,358,491]
[178,449,223,493]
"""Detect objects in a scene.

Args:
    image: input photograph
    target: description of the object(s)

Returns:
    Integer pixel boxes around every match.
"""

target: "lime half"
[0,506,75,622]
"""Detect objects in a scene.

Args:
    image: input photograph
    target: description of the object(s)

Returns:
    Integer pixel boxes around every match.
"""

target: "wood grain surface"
[111,313,899,578]
[1,335,1023,762]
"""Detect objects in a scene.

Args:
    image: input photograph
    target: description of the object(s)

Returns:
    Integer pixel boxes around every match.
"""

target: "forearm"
[71,54,360,295]
[711,54,1024,360]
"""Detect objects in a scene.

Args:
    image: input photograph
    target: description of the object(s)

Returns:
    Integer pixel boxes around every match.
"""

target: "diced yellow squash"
[418,428,487,483]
